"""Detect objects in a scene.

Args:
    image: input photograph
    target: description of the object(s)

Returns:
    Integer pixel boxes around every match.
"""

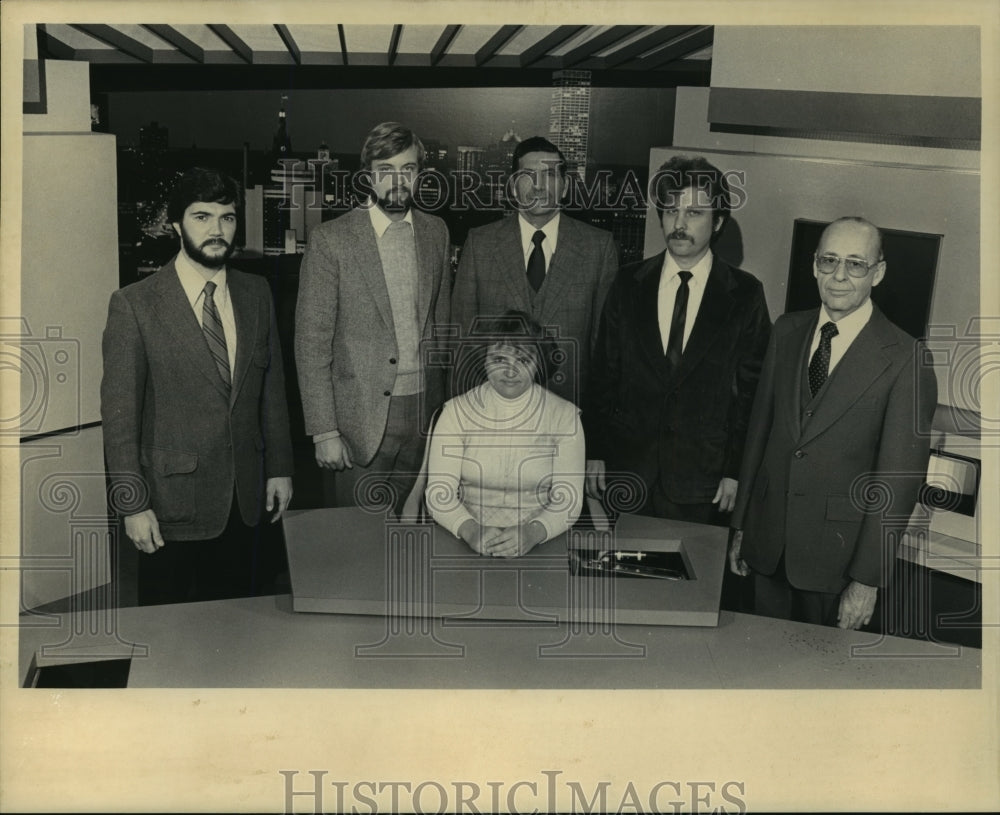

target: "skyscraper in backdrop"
[548,69,591,182]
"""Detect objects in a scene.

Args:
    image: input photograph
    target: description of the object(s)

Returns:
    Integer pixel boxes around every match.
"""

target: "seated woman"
[425,311,584,557]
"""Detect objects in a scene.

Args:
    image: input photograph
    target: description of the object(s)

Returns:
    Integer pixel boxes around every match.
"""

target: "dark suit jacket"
[586,252,771,503]
[101,259,294,540]
[295,206,452,465]
[450,213,618,405]
[731,305,937,594]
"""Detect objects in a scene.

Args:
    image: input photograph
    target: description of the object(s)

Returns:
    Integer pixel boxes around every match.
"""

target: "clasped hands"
[458,518,547,558]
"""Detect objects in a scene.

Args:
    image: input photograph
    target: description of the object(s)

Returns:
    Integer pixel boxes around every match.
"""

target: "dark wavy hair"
[166,167,242,224]
[649,154,731,233]
[509,136,566,178]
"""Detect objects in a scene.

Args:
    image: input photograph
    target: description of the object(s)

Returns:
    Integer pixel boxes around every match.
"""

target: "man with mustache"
[586,155,771,606]
[101,167,294,605]
[296,122,452,517]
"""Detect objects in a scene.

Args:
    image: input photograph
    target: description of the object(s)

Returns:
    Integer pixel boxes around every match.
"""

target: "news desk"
[18,509,982,689]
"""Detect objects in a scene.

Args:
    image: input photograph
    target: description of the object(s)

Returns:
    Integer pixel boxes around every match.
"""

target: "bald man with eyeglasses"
[729,216,937,630]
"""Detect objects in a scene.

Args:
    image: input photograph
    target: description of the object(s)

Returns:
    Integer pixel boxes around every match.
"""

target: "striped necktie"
[202,280,231,394]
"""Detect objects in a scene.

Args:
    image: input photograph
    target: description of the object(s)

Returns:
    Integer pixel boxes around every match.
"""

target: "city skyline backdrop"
[105,85,677,168]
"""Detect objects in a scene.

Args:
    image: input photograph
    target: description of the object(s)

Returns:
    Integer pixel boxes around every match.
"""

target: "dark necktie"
[808,320,839,397]
[202,280,231,394]
[526,230,546,293]
[665,271,692,369]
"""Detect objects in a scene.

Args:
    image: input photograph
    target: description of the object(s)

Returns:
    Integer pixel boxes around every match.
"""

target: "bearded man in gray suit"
[101,168,294,606]
[295,122,452,517]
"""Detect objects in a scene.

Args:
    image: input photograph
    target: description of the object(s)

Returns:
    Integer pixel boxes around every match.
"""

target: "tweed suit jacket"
[731,305,937,594]
[585,252,771,504]
[295,206,452,465]
[450,213,617,405]
[101,259,294,540]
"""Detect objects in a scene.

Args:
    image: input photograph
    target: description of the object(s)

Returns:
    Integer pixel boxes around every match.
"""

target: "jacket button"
[384,390,391,397]
[805,410,814,417]
[389,358,397,364]
[794,450,805,458]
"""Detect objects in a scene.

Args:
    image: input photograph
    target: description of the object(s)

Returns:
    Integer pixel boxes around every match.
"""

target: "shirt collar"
[662,248,713,287]
[518,212,561,255]
[368,200,414,238]
[174,251,227,308]
[819,297,874,335]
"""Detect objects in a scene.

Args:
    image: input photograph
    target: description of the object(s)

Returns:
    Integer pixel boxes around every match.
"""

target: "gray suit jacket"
[450,213,618,405]
[732,305,937,593]
[101,259,294,540]
[295,206,452,465]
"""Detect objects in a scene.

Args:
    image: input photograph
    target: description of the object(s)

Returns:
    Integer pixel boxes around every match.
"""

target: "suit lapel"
[536,216,582,321]
[798,308,897,445]
[152,261,231,402]
[227,270,260,405]
[351,207,395,330]
[669,257,731,390]
[411,210,436,335]
[497,216,532,309]
[632,254,670,373]
[780,311,817,442]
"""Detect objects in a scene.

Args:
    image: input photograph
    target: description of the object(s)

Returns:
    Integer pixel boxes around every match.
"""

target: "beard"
[180,229,235,270]
[378,184,412,213]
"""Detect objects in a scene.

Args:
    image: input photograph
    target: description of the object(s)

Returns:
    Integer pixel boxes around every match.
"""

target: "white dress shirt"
[809,298,874,373]
[657,250,713,353]
[518,212,560,275]
[175,252,237,374]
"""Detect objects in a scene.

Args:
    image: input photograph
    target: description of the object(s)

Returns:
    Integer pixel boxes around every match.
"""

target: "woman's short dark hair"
[166,167,242,224]
[360,122,426,170]
[461,310,561,391]
[649,154,731,232]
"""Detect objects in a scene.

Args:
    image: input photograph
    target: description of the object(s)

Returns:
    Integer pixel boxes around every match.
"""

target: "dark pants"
[136,491,283,606]
[329,393,427,519]
[752,552,841,627]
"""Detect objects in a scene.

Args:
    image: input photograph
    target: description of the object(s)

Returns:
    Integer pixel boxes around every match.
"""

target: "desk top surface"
[19,592,981,689]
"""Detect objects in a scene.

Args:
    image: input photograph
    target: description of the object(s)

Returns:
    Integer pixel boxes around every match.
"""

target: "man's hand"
[485,521,547,558]
[728,529,750,576]
[124,509,164,554]
[266,477,294,522]
[457,520,504,555]
[712,477,739,513]
[315,436,353,471]
[838,580,878,630]
[585,459,607,499]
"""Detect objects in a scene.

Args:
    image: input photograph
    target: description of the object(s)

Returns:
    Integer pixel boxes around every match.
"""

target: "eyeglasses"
[814,254,881,278]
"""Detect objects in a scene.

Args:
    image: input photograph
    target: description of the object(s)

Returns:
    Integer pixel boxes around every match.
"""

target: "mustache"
[667,231,691,241]
[201,238,230,248]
